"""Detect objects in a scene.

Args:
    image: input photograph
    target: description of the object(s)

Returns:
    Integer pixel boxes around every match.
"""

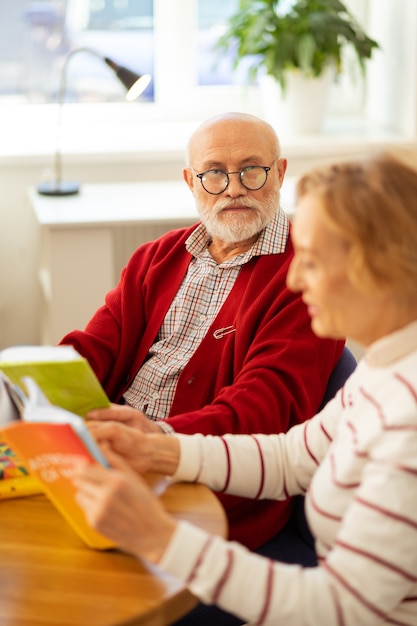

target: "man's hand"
[73,448,177,563]
[88,404,162,433]
[87,420,180,476]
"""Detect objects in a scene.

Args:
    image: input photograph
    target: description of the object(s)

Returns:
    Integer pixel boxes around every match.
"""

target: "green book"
[0,345,110,419]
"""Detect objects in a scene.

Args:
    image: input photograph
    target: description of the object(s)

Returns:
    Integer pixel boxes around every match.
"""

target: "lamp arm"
[40,46,149,196]
[54,47,105,186]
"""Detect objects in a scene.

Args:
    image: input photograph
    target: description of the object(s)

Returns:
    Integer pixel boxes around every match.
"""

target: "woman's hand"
[87,420,181,476]
[73,448,177,563]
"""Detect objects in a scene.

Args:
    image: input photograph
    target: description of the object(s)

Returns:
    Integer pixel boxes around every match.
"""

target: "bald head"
[185,112,281,168]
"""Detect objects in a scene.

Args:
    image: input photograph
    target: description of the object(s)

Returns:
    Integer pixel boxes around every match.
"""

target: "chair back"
[318,345,357,410]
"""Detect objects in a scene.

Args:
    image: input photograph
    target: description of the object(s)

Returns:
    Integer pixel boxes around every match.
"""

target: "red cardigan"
[60,224,344,549]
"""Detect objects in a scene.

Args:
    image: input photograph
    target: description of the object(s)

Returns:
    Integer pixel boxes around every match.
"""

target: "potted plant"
[217,0,380,133]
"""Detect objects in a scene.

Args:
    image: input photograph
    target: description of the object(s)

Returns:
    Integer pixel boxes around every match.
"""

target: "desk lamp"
[37,47,151,197]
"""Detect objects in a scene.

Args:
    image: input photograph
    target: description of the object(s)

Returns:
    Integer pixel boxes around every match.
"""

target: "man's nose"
[225,172,247,196]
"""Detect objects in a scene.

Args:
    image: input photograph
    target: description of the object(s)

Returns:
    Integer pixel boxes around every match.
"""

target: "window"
[0,0,415,141]
[64,0,155,101]
[0,0,242,104]
[197,0,247,86]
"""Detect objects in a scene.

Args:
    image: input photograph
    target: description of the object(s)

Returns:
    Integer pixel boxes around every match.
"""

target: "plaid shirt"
[123,210,288,419]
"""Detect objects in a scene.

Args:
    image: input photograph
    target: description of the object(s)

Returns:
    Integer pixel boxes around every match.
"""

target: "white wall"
[367,0,417,137]
[0,146,185,349]
[1,129,414,351]
[0,162,41,349]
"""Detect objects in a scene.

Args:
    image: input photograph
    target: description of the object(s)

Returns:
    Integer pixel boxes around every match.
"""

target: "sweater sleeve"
[159,521,341,625]
[173,393,342,499]
[161,412,417,625]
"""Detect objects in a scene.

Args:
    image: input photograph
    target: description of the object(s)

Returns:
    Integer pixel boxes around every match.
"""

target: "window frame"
[1,0,416,155]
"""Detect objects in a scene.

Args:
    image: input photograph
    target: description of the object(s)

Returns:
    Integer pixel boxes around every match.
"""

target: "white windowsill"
[0,102,415,166]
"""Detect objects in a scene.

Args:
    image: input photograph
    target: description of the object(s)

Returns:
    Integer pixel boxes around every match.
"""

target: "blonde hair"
[296,149,417,300]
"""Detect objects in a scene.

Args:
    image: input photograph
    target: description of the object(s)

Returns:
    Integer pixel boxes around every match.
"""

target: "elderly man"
[60,112,344,551]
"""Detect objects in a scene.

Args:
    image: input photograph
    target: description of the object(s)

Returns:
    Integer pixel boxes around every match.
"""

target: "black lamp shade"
[104,57,151,101]
[104,58,139,90]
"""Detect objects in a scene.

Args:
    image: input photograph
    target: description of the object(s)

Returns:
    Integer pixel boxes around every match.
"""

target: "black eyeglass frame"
[193,165,272,195]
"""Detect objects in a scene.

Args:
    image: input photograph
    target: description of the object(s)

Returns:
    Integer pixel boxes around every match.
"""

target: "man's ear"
[183,167,195,192]
[277,158,288,187]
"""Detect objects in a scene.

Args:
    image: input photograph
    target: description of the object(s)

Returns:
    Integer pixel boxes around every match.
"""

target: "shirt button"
[152,392,159,400]
[199,314,206,322]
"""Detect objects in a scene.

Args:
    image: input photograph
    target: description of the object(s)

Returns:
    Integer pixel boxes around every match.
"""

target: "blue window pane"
[65,0,154,101]
[8,0,153,102]
[1,1,250,102]
[84,0,153,30]
[197,0,249,86]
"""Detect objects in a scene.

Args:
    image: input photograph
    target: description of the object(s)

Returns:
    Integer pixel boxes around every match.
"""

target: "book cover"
[2,421,115,550]
[0,372,42,499]
[0,377,115,550]
[0,345,110,419]
[0,440,42,500]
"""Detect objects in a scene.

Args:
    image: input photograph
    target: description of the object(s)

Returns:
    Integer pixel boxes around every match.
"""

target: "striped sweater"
[159,320,417,625]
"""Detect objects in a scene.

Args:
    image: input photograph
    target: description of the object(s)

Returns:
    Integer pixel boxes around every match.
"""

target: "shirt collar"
[185,209,289,261]
[365,319,417,366]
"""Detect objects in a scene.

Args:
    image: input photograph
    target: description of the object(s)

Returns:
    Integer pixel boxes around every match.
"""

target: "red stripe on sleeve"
[304,420,320,465]
[251,435,265,499]
[394,373,417,404]
[355,495,417,530]
[186,535,214,585]
[324,561,394,622]
[255,558,274,625]
[212,549,234,604]
[220,437,232,492]
[335,539,417,581]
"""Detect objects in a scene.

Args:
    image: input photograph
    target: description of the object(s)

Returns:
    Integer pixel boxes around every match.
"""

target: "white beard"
[196,187,280,244]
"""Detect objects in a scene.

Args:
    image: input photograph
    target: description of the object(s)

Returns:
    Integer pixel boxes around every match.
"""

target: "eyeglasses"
[193,165,272,195]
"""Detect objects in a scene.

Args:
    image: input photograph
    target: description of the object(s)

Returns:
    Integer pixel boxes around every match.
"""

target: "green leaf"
[297,33,317,74]
[215,0,380,92]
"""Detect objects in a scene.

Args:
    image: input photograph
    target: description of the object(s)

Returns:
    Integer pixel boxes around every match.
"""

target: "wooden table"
[0,477,228,626]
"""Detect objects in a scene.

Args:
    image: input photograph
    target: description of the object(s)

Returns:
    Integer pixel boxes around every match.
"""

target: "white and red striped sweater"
[159,320,417,625]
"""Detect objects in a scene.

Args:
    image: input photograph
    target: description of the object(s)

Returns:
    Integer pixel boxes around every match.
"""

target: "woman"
[74,148,417,625]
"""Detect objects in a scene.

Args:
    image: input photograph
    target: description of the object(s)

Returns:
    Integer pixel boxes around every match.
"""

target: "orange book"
[2,419,115,550]
[0,440,42,500]
[0,372,115,550]
[0,370,42,499]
